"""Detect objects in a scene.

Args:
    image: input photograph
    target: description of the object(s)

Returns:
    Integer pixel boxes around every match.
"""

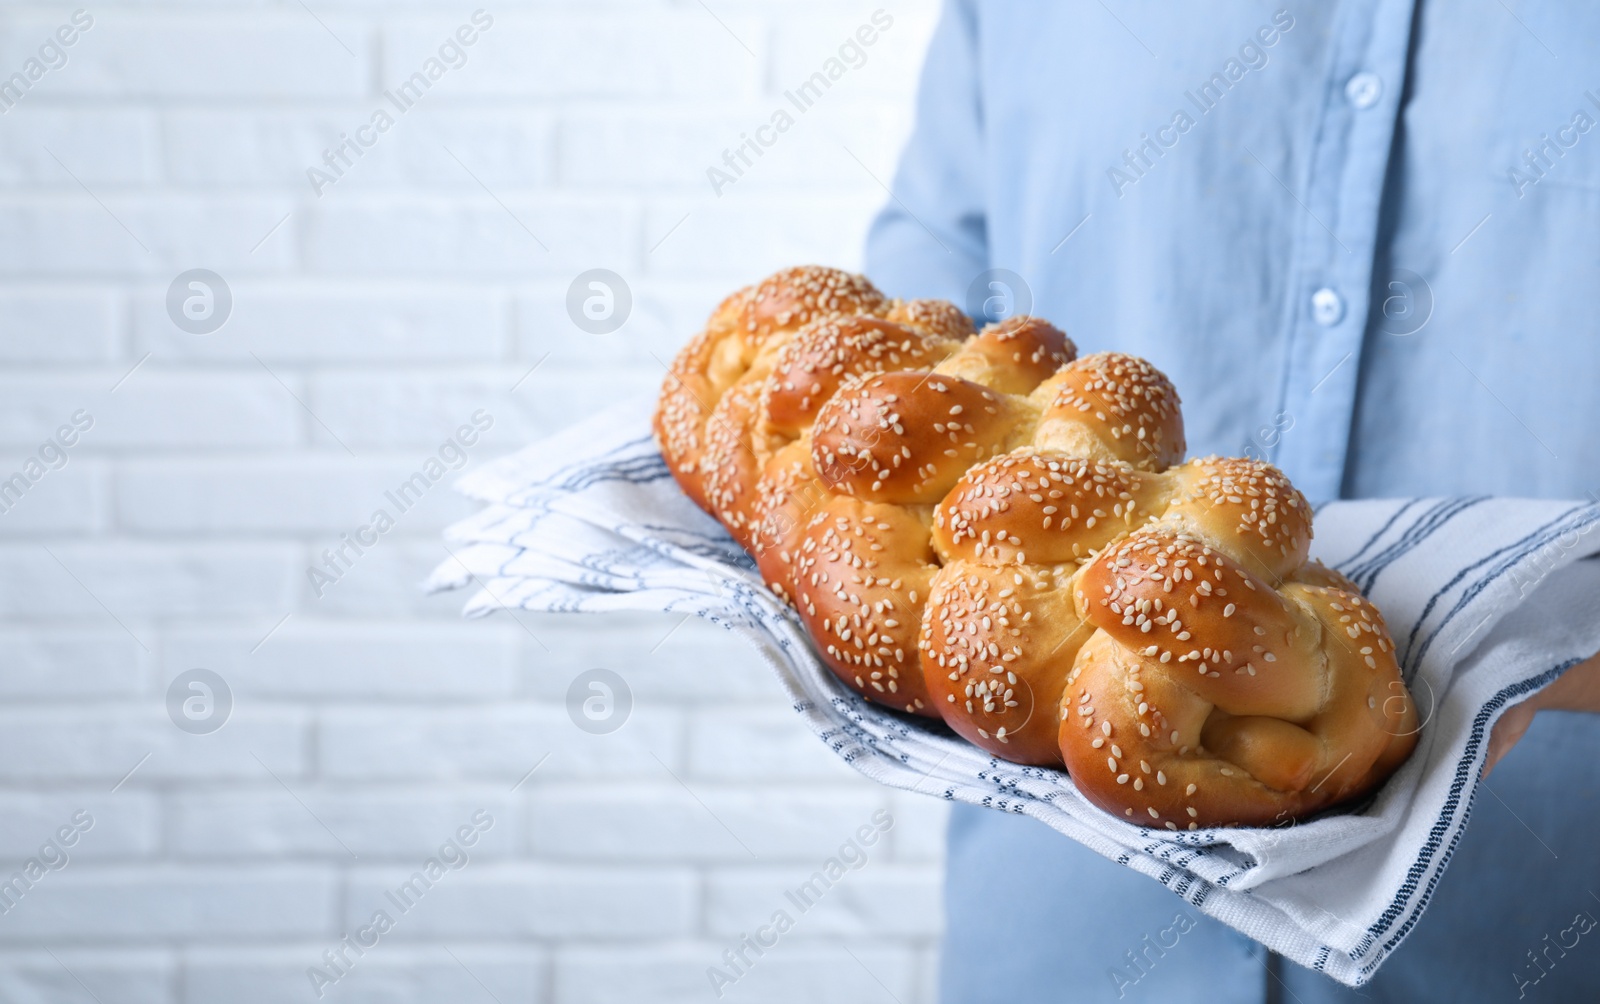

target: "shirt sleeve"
[862,0,989,303]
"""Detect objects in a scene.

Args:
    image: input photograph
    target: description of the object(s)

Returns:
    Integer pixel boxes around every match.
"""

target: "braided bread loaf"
[654,267,1418,828]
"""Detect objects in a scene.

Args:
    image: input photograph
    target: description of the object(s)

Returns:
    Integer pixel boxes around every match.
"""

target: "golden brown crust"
[653,267,1418,828]
[759,316,961,446]
[920,560,1087,763]
[932,450,1169,567]
[656,271,988,548]
[747,266,886,344]
[792,496,939,717]
[1058,529,1417,829]
[884,298,977,342]
[1153,456,1314,584]
[653,286,753,509]
[811,373,1022,505]
[751,437,829,602]
[1074,529,1320,721]
[653,330,720,510]
[935,316,1077,394]
[1033,352,1186,471]
[653,268,888,520]
[699,378,767,549]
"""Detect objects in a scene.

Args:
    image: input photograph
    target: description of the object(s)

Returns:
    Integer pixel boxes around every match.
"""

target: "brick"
[0,867,336,942]
[0,629,144,698]
[115,456,478,534]
[705,864,943,938]
[641,195,877,278]
[343,864,693,939]
[309,540,478,619]
[0,792,159,859]
[513,279,732,369]
[0,288,115,362]
[524,786,884,861]
[170,788,517,860]
[0,0,947,983]
[302,198,632,277]
[132,284,506,362]
[381,15,760,99]
[687,707,858,780]
[555,943,916,1004]
[0,14,368,98]
[557,103,908,190]
[0,542,295,619]
[164,622,516,700]
[0,707,307,782]
[0,950,170,1004]
[0,462,103,534]
[317,705,683,780]
[557,106,764,189]
[0,373,298,449]
[766,9,937,98]
[306,367,657,448]
[183,946,545,1004]
[163,108,553,190]
[0,197,297,276]
[516,614,783,703]
[912,944,940,1004]
[0,108,158,186]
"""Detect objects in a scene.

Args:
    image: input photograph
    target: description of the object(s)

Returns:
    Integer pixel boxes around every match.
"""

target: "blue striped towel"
[428,401,1600,987]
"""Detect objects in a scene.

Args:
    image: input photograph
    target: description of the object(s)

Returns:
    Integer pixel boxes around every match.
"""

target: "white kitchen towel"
[428,400,1600,987]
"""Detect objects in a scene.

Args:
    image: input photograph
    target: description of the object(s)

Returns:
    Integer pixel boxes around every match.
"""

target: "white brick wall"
[0,1,946,1001]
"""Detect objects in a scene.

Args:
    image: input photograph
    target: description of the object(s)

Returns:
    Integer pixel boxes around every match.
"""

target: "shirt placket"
[1271,0,1419,503]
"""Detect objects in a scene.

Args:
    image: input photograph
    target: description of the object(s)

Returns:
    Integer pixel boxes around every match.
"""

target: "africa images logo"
[1107,10,1295,197]
[306,410,494,598]
[0,409,92,516]
[0,9,93,115]
[306,810,495,997]
[705,10,893,196]
[306,10,495,196]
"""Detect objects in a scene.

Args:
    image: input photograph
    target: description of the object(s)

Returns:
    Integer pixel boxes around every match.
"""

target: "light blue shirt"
[864,1,1600,1000]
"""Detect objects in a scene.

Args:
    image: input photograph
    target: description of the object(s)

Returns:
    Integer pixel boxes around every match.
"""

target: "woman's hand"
[1484,649,1600,777]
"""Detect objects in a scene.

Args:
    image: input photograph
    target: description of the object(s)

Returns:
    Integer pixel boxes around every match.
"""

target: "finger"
[1484,703,1537,778]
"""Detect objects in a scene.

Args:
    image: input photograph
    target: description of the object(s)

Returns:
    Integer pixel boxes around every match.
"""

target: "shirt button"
[1311,288,1344,326]
[1345,72,1382,109]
